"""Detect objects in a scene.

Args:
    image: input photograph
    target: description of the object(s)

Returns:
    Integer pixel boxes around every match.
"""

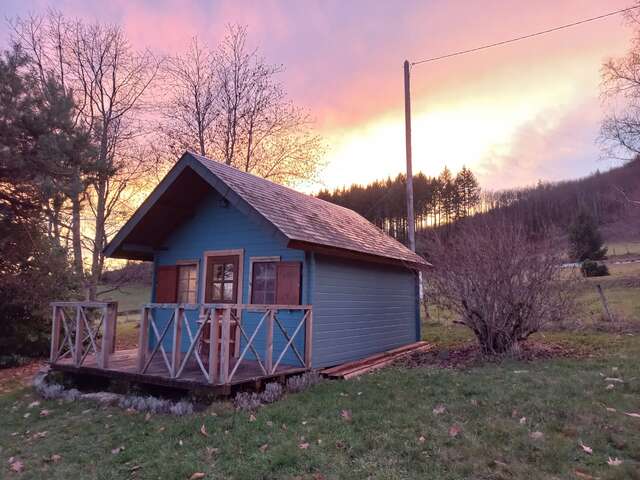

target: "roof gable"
[105,151,428,269]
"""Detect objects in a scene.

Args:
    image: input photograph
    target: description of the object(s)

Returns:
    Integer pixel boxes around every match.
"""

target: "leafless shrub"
[285,371,322,393]
[259,382,283,404]
[423,218,575,355]
[233,391,261,411]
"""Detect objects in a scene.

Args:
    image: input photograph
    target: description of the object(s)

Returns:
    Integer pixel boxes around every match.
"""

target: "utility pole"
[403,60,416,252]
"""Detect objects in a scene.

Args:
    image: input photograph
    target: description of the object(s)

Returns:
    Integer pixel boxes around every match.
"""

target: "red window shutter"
[276,262,301,305]
[155,265,178,303]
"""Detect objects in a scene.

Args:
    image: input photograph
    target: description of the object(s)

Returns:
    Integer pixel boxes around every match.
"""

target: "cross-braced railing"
[50,302,118,369]
[137,304,313,385]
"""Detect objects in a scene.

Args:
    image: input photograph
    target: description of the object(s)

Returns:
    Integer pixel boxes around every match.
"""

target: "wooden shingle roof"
[105,151,428,269]
[190,152,427,268]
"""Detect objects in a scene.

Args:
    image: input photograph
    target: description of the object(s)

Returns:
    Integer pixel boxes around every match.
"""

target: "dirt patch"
[0,361,45,393]
[397,340,583,370]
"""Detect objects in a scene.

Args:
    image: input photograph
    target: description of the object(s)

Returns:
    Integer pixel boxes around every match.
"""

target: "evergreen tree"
[567,211,608,262]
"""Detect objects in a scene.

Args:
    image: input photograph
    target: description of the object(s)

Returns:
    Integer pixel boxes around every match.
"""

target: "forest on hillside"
[318,159,640,244]
[317,166,480,242]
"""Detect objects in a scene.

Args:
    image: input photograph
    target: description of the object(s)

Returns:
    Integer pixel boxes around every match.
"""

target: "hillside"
[418,159,640,249]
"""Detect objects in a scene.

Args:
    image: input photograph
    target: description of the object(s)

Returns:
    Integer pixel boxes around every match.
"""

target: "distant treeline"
[317,166,480,242]
[318,158,640,244]
[478,158,640,237]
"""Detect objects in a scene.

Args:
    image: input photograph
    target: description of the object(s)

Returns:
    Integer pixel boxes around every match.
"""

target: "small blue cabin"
[100,151,428,386]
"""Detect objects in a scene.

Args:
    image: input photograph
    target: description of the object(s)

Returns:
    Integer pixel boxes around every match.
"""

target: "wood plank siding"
[311,254,420,368]
[152,190,308,367]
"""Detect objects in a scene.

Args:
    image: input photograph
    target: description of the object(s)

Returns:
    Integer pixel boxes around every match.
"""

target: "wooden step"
[323,341,433,379]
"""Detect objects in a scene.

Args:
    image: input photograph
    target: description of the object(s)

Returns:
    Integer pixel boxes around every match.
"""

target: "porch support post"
[171,306,183,378]
[220,307,231,384]
[265,309,274,374]
[100,303,117,369]
[50,306,61,364]
[137,307,150,372]
[208,309,220,384]
[305,308,313,368]
[73,305,83,366]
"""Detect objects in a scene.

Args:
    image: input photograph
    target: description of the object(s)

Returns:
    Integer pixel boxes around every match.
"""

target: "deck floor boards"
[52,348,305,391]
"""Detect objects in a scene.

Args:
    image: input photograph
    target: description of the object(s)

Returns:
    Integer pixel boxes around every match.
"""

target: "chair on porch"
[197,308,238,370]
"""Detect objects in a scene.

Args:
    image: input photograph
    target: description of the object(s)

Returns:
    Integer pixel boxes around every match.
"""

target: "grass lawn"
[2,327,639,479]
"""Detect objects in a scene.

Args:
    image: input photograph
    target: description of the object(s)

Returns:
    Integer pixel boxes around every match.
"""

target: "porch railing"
[50,302,118,369]
[137,303,313,385]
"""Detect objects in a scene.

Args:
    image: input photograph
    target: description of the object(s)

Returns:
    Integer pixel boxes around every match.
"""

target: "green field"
[2,328,639,479]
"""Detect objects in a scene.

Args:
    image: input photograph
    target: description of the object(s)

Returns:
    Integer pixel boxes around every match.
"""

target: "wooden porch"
[49,301,313,394]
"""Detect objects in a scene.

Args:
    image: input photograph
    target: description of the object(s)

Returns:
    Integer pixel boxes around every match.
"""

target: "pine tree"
[567,211,608,262]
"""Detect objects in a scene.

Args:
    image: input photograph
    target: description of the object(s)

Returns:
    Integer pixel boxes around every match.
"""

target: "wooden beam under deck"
[50,348,307,394]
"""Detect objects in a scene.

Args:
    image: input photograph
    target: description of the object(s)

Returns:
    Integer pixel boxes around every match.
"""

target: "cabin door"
[201,254,241,364]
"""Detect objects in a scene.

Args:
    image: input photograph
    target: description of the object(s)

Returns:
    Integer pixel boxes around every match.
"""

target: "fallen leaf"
[448,425,461,437]
[529,431,544,440]
[606,384,615,390]
[607,457,623,466]
[340,410,352,422]
[199,424,209,437]
[129,465,142,472]
[605,407,617,412]
[23,412,30,418]
[302,421,307,425]
[519,417,527,425]
[32,431,48,439]
[432,405,446,415]
[28,401,40,409]
[249,414,257,422]
[259,443,269,453]
[266,421,273,427]
[206,447,219,457]
[189,473,206,480]
[179,440,184,446]
[111,446,125,455]
[624,412,640,418]
[9,459,24,473]
[574,469,598,479]
[418,435,426,443]
[145,412,151,421]
[298,442,310,450]
[50,454,62,463]
[579,442,593,455]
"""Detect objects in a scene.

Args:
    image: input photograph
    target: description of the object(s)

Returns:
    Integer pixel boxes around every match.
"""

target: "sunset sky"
[1,0,635,191]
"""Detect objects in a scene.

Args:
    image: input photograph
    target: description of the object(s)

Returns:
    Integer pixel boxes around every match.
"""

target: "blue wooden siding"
[150,189,307,367]
[311,254,419,368]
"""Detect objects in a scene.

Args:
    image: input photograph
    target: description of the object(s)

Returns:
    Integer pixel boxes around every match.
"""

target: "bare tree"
[160,37,218,157]
[11,11,160,298]
[423,218,574,355]
[160,25,324,185]
[601,4,640,160]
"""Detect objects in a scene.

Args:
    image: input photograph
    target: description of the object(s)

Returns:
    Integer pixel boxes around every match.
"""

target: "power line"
[411,5,639,66]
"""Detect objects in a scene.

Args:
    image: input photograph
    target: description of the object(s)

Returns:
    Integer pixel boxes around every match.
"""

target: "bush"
[424,218,574,355]
[0,217,79,357]
[580,260,610,277]
[285,371,322,393]
[260,382,283,404]
[233,391,261,411]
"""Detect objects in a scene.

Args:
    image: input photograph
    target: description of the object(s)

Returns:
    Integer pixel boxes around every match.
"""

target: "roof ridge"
[188,150,364,214]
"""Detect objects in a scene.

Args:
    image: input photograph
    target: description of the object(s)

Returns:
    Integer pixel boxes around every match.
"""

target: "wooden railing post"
[305,308,313,368]
[265,309,274,374]
[137,307,150,372]
[208,309,220,384]
[100,303,117,369]
[50,306,61,363]
[220,307,231,384]
[73,305,83,366]
[171,306,183,378]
